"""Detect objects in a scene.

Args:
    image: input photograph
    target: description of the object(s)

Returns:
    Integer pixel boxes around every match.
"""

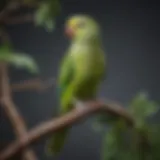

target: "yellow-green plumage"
[46,14,106,155]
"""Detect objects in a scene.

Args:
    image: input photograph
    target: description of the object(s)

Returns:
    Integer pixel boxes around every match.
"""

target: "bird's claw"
[72,98,85,111]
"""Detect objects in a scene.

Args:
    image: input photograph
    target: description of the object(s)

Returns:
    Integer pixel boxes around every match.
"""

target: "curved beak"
[65,27,74,38]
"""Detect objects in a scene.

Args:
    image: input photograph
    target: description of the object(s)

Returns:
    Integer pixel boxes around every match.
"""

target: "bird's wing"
[57,52,74,98]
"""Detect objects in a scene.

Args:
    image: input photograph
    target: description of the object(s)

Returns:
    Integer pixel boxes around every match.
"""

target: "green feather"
[46,14,106,156]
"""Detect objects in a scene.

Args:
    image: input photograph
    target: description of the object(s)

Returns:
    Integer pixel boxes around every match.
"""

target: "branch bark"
[0,63,37,160]
[2,14,33,25]
[0,2,21,21]
[0,100,134,160]
[0,1,38,25]
[11,77,56,92]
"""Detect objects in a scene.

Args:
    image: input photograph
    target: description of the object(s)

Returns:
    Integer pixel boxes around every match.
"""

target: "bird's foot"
[72,98,86,111]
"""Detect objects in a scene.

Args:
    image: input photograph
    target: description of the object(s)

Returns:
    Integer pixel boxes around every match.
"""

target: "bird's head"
[64,14,100,41]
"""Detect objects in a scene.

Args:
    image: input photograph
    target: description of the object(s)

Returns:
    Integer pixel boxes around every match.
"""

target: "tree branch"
[0,1,38,25]
[0,100,134,160]
[0,2,21,21]
[2,14,34,25]
[0,63,37,160]
[11,77,56,92]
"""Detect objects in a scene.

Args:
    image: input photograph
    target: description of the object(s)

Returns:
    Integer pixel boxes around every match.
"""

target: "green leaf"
[9,53,39,74]
[34,0,61,31]
[0,44,12,55]
[129,92,159,128]
[101,121,132,160]
[45,18,55,32]
[101,128,118,160]
[100,92,160,160]
[147,125,160,160]
[0,45,39,74]
[34,3,50,26]
[92,113,120,132]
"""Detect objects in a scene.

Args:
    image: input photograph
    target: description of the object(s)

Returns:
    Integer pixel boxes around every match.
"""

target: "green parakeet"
[46,14,106,155]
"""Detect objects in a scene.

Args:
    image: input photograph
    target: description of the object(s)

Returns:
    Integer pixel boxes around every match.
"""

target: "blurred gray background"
[1,0,160,160]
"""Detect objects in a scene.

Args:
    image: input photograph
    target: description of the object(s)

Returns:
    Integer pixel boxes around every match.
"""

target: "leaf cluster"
[0,0,61,72]
[34,0,61,32]
[0,45,39,73]
[99,93,160,160]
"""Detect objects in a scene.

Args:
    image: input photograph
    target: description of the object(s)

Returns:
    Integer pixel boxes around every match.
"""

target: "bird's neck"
[72,36,102,47]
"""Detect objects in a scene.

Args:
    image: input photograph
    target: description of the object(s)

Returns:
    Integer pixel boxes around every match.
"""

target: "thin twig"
[0,63,37,160]
[11,77,56,92]
[2,14,34,25]
[0,2,21,21]
[0,1,39,25]
[0,100,134,160]
[0,1,38,19]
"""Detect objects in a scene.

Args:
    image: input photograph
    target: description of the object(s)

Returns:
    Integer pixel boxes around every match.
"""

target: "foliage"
[0,0,61,73]
[34,0,61,32]
[1,1,160,160]
[0,45,39,74]
[99,93,160,160]
[129,93,158,128]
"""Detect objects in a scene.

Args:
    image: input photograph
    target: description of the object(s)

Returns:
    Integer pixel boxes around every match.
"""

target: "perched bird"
[46,14,106,155]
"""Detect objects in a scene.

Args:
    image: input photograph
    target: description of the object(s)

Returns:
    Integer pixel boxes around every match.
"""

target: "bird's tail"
[46,127,69,156]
